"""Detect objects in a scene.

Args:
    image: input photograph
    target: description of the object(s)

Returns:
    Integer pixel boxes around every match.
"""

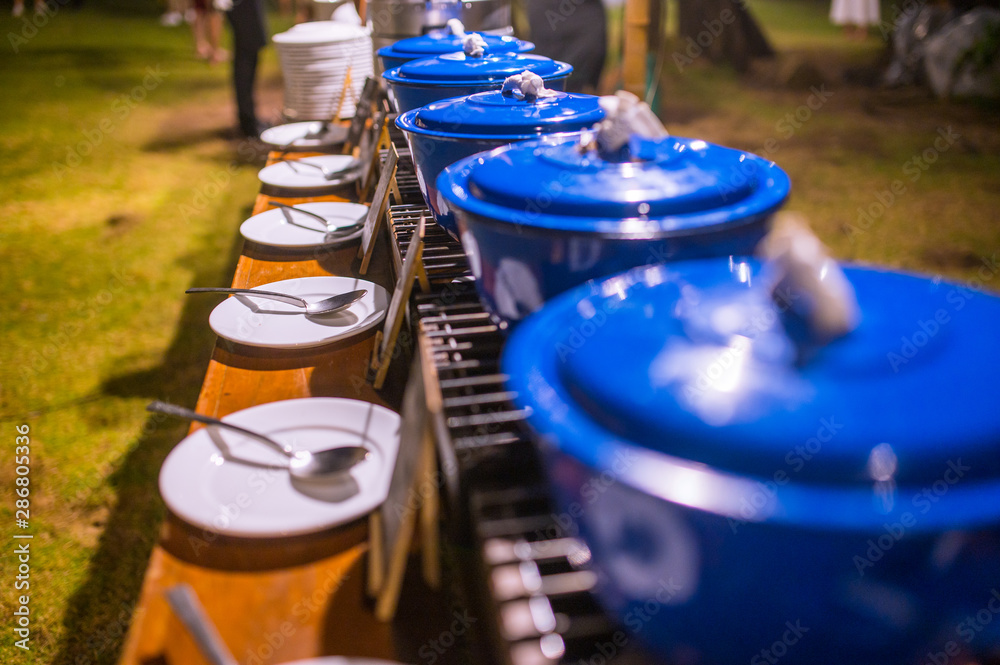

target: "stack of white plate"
[274,22,374,121]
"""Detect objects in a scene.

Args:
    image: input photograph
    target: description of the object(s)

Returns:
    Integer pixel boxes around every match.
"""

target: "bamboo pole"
[623,0,651,96]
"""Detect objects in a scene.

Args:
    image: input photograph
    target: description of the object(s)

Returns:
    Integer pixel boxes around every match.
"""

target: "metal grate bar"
[384,179,636,664]
[439,373,510,389]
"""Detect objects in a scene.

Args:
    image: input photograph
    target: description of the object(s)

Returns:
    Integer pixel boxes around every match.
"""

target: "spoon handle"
[164,584,240,665]
[270,201,333,227]
[279,157,326,175]
[185,287,307,308]
[147,401,294,458]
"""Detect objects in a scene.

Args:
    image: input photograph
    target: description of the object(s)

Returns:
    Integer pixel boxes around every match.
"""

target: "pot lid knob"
[757,214,861,362]
[463,32,487,57]
[501,71,557,101]
[446,18,466,36]
[581,90,669,162]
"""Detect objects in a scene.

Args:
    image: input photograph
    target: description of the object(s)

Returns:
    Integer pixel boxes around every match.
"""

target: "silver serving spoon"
[185,287,366,316]
[165,584,239,665]
[270,201,365,236]
[281,157,358,181]
[272,123,348,159]
[147,401,370,480]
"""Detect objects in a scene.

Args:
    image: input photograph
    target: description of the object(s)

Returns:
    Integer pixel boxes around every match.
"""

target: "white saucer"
[159,398,400,538]
[284,656,402,665]
[258,155,361,190]
[207,276,388,349]
[260,122,349,150]
[273,24,369,45]
[240,202,369,248]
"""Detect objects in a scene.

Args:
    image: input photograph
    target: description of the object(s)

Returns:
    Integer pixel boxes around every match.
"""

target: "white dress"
[830,0,880,26]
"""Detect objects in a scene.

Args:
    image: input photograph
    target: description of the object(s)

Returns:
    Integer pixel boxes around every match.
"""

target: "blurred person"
[830,0,880,40]
[524,0,607,92]
[192,0,227,62]
[216,0,268,137]
[160,0,189,26]
[13,0,47,16]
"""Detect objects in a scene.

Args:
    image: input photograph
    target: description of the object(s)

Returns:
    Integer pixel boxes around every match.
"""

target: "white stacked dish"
[274,22,374,121]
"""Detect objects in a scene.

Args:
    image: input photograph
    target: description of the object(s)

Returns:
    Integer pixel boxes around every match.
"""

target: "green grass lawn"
[0,2,293,663]
[648,0,1000,284]
[0,1,998,664]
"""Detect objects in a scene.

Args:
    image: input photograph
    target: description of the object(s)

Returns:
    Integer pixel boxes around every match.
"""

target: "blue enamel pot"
[377,32,533,72]
[437,134,790,323]
[396,89,604,240]
[502,257,1000,664]
[382,52,572,114]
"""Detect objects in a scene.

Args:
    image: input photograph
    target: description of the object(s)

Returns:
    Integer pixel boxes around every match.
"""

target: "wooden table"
[118,156,422,665]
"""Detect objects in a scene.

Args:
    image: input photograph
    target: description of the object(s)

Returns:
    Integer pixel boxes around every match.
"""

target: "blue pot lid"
[440,135,790,234]
[396,90,605,140]
[383,52,572,86]
[378,32,533,58]
[503,259,1000,499]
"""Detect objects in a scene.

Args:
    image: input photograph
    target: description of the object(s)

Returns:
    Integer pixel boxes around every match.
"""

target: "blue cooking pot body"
[376,33,534,72]
[382,52,573,114]
[544,450,1000,665]
[452,215,770,323]
[438,135,790,324]
[396,90,605,239]
[502,258,1000,664]
[404,131,518,238]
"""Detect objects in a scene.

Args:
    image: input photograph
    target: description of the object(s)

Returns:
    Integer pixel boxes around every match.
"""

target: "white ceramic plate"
[285,71,348,81]
[260,122,349,150]
[279,46,369,56]
[240,202,369,248]
[286,660,405,665]
[273,24,369,44]
[284,109,358,121]
[159,398,400,538]
[258,155,361,190]
[207,276,388,349]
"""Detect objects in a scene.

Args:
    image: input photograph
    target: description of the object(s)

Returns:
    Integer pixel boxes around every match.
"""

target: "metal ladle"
[185,287,366,316]
[147,401,369,480]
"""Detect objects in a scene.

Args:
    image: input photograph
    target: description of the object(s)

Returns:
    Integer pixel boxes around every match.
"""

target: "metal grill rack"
[385,179,653,665]
[387,204,468,283]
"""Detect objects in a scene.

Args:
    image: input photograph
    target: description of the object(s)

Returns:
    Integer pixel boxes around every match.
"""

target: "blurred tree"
[676,0,773,72]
